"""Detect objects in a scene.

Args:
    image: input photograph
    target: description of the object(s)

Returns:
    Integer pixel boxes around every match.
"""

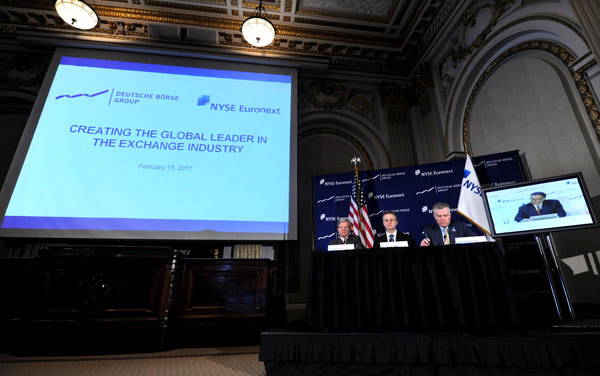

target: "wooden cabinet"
[0,246,283,353]
[36,252,171,320]
[178,259,269,318]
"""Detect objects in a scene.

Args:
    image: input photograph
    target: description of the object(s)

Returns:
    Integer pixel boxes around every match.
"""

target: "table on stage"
[305,242,520,330]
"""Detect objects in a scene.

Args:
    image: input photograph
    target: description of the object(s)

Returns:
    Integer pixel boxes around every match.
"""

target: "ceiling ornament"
[439,0,518,99]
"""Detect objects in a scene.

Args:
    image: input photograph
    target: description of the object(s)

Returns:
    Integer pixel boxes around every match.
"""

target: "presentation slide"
[0,49,297,240]
[483,174,595,236]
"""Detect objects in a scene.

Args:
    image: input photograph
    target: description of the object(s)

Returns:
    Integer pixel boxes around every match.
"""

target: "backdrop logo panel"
[313,151,524,250]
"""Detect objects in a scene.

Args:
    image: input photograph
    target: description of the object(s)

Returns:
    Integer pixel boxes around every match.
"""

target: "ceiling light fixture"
[55,0,99,30]
[240,0,276,47]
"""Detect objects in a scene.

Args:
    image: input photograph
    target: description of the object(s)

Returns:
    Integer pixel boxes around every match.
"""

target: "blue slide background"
[2,56,292,233]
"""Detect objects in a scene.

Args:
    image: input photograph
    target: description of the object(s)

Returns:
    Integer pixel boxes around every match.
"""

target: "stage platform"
[259,318,600,376]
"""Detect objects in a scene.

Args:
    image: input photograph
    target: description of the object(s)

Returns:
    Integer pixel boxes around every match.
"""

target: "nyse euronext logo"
[197,95,210,106]
[197,95,282,115]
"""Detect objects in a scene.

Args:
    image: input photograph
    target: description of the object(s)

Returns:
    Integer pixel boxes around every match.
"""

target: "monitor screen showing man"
[481,173,598,237]
[514,192,566,222]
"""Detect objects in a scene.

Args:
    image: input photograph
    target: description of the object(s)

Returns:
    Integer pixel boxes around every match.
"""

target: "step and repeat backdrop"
[313,150,524,250]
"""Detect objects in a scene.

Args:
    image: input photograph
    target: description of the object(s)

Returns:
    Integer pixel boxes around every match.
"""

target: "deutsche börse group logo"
[56,88,179,105]
[56,89,109,100]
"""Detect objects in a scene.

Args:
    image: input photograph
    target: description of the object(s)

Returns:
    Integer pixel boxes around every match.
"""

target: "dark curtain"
[306,243,520,330]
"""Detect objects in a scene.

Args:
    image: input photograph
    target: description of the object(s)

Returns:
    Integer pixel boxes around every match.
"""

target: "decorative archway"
[460,40,600,155]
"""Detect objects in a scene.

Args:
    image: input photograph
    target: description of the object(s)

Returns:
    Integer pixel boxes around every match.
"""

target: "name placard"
[327,244,356,251]
[379,241,409,248]
[455,236,488,244]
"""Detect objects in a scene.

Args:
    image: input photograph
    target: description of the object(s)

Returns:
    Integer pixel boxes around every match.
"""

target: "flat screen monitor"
[0,48,297,241]
[482,173,598,237]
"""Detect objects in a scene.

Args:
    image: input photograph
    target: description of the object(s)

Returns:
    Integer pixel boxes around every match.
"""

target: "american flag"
[349,169,374,248]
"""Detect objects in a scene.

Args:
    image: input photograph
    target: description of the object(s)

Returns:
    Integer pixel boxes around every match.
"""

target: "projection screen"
[0,48,297,241]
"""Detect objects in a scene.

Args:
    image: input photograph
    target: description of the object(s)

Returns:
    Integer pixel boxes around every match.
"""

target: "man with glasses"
[329,217,364,249]
[514,191,566,222]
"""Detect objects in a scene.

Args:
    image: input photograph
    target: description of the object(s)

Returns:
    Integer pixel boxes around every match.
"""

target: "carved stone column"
[416,91,446,163]
[380,63,444,165]
[378,82,416,167]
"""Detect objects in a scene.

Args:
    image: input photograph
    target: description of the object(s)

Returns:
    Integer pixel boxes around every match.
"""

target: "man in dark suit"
[420,202,477,246]
[329,217,364,249]
[374,210,415,248]
[515,191,566,222]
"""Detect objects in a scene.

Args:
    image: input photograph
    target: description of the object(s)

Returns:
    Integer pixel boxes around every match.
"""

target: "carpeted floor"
[0,346,265,376]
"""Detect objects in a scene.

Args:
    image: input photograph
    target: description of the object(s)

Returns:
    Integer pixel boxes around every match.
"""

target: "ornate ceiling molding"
[0,51,50,89]
[0,0,456,77]
[378,63,433,106]
[299,79,375,125]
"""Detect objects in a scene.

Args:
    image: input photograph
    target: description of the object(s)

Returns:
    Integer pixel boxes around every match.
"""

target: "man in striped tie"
[514,192,567,222]
[420,202,477,246]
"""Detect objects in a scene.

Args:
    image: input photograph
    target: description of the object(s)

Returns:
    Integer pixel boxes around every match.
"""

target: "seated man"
[329,217,364,249]
[420,202,477,246]
[515,191,566,222]
[374,210,415,248]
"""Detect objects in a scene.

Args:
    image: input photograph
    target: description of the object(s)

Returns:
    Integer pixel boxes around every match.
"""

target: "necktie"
[443,228,450,245]
[536,205,541,215]
[342,238,346,244]
[389,234,394,242]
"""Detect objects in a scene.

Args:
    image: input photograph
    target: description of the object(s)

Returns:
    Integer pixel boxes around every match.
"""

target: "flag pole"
[351,156,362,233]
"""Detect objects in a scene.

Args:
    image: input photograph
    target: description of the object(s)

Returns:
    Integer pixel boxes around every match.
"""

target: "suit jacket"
[514,199,566,222]
[329,234,364,249]
[421,221,477,246]
[374,232,415,248]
